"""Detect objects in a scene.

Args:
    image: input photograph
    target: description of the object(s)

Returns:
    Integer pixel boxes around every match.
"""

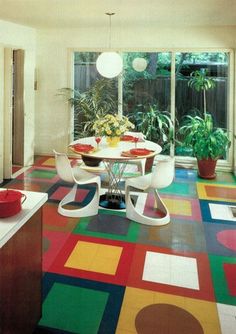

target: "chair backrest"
[151,156,175,189]
[53,150,74,183]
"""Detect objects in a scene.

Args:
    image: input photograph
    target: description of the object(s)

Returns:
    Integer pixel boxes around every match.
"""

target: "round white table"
[69,136,162,209]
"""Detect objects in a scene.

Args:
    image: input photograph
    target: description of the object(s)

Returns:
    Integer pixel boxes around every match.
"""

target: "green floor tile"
[39,283,109,334]
[28,169,57,179]
[160,182,196,196]
[209,254,236,305]
[74,209,140,242]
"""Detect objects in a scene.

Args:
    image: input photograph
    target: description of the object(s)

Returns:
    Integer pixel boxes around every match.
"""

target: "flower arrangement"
[92,113,134,137]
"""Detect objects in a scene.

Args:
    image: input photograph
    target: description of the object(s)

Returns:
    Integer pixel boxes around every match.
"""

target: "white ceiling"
[0,0,235,29]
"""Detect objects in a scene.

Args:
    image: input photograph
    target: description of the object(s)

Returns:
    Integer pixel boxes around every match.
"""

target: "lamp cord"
[106,12,115,50]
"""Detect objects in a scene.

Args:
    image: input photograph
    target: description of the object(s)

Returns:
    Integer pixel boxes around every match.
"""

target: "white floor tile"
[217,303,236,334]
[142,251,199,290]
[209,203,236,222]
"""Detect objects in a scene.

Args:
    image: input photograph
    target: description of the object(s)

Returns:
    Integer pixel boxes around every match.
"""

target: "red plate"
[129,148,153,156]
[120,135,135,141]
[70,144,94,153]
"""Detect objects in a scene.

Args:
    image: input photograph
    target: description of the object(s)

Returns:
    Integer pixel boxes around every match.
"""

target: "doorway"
[12,49,25,175]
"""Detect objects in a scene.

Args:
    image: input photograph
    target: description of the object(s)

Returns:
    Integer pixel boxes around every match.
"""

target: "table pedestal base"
[100,161,127,210]
[99,194,126,210]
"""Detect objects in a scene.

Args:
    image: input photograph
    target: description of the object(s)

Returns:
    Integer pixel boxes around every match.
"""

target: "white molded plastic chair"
[123,131,146,176]
[125,156,175,226]
[53,150,101,217]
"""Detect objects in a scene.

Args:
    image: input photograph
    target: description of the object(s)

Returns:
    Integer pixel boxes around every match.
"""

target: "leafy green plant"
[58,78,117,138]
[188,69,216,119]
[130,104,174,154]
[178,68,230,160]
[178,113,230,160]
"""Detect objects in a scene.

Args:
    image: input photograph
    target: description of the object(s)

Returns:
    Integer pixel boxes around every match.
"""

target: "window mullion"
[170,52,176,158]
[118,70,123,116]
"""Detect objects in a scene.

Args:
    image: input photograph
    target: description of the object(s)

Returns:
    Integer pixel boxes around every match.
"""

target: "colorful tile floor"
[1,155,236,334]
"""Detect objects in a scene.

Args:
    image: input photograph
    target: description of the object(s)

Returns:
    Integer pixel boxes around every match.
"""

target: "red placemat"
[129,148,153,156]
[121,148,154,157]
[120,135,135,141]
[120,135,145,142]
[69,144,94,153]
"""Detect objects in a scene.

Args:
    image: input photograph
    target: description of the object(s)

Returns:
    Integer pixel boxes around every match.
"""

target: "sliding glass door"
[72,50,232,166]
[175,52,229,158]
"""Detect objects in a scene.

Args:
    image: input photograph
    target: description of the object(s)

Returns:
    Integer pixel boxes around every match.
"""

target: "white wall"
[0,47,4,182]
[35,26,236,166]
[0,20,36,180]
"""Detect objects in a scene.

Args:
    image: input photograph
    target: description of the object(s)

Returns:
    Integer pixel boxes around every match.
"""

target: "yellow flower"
[93,113,134,137]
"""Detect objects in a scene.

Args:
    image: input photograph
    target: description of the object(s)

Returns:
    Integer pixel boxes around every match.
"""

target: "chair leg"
[138,159,146,176]
[58,183,100,217]
[153,189,170,225]
[125,185,170,226]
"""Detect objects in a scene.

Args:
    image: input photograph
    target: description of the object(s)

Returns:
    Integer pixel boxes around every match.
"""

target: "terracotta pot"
[197,158,217,179]
[0,190,26,218]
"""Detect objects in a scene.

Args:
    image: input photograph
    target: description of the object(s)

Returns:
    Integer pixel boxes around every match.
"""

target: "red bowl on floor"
[0,190,26,218]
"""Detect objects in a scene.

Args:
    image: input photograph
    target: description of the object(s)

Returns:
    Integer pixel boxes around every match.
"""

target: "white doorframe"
[3,48,13,179]
[0,48,4,182]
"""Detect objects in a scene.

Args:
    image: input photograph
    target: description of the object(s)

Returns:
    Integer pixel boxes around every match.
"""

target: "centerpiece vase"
[106,136,120,147]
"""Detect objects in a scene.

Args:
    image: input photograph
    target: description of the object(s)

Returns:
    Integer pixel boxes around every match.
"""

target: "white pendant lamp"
[132,57,148,72]
[96,13,123,78]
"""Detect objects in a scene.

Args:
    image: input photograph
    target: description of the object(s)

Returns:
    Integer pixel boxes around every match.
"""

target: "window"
[73,52,118,138]
[122,52,171,115]
[175,52,229,157]
[73,50,232,165]
[73,51,172,154]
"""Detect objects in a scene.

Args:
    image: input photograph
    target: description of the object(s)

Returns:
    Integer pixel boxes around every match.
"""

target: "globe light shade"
[96,52,123,78]
[132,57,148,72]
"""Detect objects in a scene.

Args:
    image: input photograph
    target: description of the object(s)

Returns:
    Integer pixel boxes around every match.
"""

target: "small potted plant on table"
[92,113,134,147]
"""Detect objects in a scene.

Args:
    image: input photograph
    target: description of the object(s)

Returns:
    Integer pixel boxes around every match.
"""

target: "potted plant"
[58,78,117,138]
[129,104,174,172]
[131,104,174,152]
[178,69,231,179]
